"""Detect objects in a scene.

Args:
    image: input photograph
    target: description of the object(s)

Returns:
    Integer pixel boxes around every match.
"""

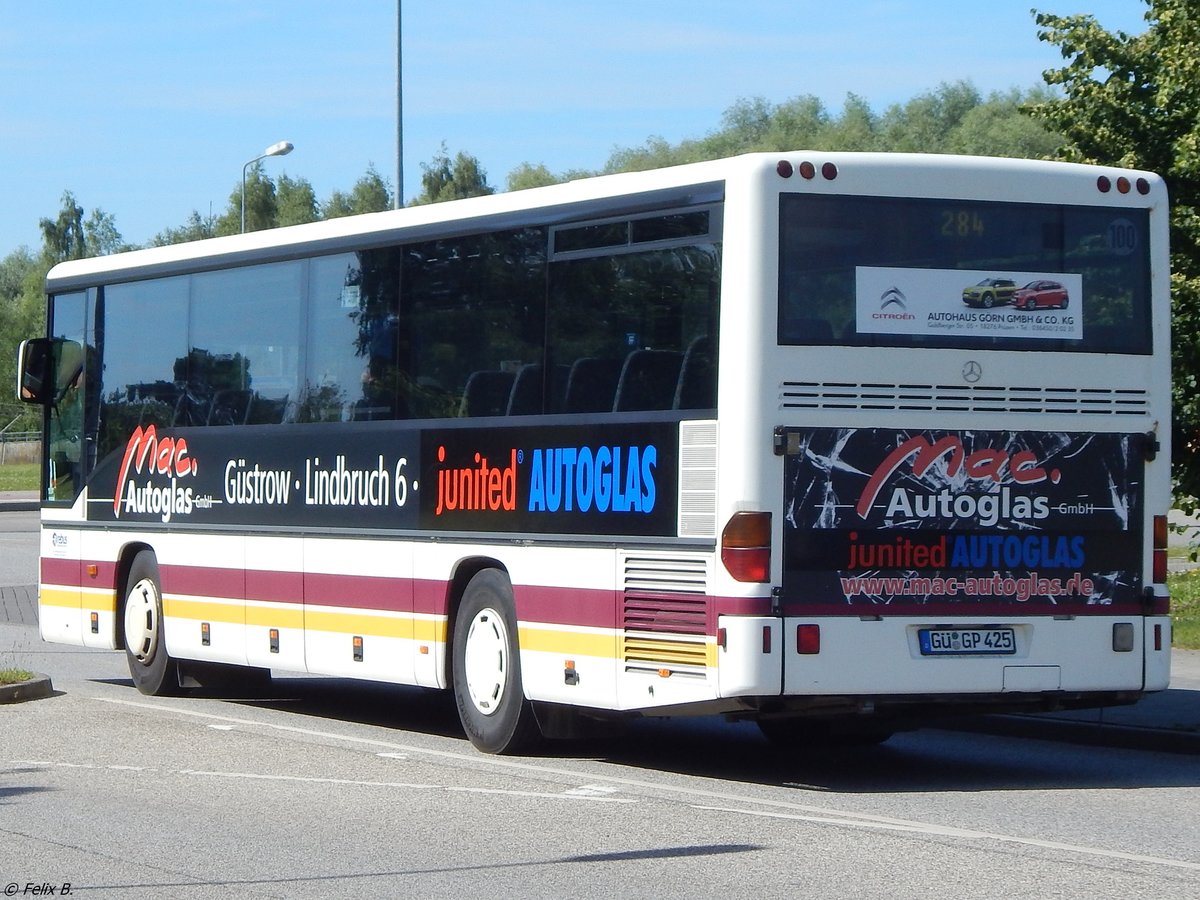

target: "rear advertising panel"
[781,428,1148,615]
[84,420,679,538]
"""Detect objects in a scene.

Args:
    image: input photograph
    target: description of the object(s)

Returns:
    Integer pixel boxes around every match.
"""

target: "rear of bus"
[715,153,1171,734]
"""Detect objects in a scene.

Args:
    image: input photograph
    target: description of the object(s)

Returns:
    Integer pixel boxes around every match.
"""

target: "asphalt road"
[1,619,1199,899]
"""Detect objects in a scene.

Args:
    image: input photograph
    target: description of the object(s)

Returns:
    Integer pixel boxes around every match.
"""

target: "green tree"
[322,165,392,219]
[824,94,879,151]
[1027,0,1200,506]
[0,248,46,431]
[506,163,563,192]
[276,174,319,227]
[83,208,134,256]
[948,87,1062,159]
[876,81,982,152]
[215,162,278,235]
[413,145,494,205]
[593,83,1058,177]
[151,210,217,247]
[38,191,87,265]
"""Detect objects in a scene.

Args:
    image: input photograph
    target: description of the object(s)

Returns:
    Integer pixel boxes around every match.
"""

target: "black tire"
[1024,298,1037,311]
[1060,297,1069,309]
[981,292,994,308]
[122,551,180,696]
[451,569,540,754]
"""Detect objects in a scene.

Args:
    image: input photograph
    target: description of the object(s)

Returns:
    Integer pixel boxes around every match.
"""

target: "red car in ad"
[1013,280,1069,310]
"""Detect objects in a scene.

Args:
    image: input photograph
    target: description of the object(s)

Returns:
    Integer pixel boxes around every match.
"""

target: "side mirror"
[17,337,83,406]
[17,338,52,405]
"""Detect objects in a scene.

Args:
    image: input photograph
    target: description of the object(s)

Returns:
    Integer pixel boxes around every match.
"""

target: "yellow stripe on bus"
[245,603,305,630]
[303,609,411,639]
[518,625,619,659]
[39,586,80,609]
[99,591,714,666]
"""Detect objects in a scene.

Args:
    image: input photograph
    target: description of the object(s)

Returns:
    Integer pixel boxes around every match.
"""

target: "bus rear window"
[778,194,1152,354]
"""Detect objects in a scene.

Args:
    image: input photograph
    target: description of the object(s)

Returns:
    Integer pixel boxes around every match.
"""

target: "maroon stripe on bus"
[515,584,617,630]
[303,571,409,613]
[41,557,79,585]
[160,563,245,599]
[246,568,305,605]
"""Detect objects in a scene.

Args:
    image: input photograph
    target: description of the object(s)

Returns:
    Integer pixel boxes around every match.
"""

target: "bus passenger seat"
[613,349,683,412]
[459,370,514,417]
[562,358,621,414]
[506,364,543,416]
[673,336,715,409]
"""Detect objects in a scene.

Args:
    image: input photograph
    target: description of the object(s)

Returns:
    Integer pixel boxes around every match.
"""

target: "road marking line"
[692,804,1200,872]
[86,694,1199,872]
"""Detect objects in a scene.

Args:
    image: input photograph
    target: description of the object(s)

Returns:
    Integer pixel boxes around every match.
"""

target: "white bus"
[18,151,1172,753]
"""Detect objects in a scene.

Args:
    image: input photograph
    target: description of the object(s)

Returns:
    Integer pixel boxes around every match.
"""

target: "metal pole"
[396,0,404,208]
[241,161,252,233]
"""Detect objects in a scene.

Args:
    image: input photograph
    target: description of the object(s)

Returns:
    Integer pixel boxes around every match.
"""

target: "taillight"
[796,624,821,654]
[1153,514,1168,584]
[721,511,771,582]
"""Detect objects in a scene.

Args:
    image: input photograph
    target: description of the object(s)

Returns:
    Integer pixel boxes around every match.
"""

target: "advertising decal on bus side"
[781,428,1147,611]
[86,421,678,536]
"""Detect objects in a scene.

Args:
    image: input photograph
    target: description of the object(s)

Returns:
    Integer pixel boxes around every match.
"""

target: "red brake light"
[1153,514,1168,584]
[797,624,821,654]
[721,511,771,582]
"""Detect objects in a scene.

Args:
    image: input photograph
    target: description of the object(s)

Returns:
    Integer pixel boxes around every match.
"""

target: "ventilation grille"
[781,382,1150,415]
[678,420,718,537]
[622,554,710,676]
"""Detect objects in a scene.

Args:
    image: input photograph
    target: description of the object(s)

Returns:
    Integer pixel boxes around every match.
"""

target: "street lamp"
[241,140,294,233]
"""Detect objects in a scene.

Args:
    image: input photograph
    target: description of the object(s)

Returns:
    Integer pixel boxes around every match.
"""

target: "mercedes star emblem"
[962,360,983,383]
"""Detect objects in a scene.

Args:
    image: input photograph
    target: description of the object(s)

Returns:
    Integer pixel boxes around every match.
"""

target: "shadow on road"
[89,672,1200,796]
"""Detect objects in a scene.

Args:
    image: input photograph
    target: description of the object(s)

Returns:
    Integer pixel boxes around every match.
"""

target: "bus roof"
[45,151,1163,293]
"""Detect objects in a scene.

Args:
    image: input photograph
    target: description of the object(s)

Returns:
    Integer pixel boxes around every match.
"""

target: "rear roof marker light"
[1117,176,1131,194]
[821,162,838,180]
[776,159,794,178]
[1136,177,1150,195]
[1097,175,1112,193]
[798,161,816,180]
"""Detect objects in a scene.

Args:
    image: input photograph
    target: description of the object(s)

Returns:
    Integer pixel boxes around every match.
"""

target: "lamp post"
[241,140,294,233]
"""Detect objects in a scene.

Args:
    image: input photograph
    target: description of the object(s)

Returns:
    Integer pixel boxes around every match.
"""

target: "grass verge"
[0,462,38,492]
[1167,569,1200,650]
[0,668,36,685]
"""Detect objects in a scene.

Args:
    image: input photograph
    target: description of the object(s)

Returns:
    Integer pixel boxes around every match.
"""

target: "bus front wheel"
[122,551,180,696]
[451,569,540,754]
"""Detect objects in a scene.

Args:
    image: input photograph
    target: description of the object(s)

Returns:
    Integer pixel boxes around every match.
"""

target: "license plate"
[918,627,1016,656]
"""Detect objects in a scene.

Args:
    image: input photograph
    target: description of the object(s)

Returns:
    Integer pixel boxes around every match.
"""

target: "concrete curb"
[0,672,54,704]
[0,494,38,512]
[952,714,1200,756]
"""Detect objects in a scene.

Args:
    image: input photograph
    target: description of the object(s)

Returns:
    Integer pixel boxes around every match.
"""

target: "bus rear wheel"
[122,550,180,696]
[451,569,540,754]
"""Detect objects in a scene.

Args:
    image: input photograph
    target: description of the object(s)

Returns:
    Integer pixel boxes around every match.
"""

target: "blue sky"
[0,1,1151,255]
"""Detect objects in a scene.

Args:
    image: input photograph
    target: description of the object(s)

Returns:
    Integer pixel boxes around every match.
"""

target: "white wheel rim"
[463,607,509,716]
[124,578,160,664]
